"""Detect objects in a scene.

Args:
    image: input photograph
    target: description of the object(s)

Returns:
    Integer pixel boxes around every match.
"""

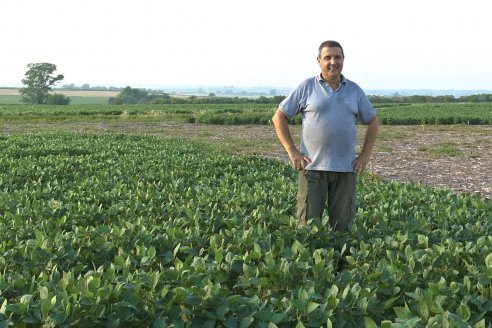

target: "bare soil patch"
[369,125,491,199]
[1,121,490,199]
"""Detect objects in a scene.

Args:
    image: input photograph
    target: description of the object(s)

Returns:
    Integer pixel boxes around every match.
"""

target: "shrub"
[46,93,71,105]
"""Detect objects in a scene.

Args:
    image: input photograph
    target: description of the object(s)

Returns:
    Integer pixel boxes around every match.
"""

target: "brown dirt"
[368,125,492,199]
[1,121,491,199]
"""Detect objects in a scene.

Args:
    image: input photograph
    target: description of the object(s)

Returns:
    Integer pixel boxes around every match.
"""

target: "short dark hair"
[318,40,344,58]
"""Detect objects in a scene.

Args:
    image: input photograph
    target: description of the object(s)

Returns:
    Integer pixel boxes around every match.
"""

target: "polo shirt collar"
[317,73,347,85]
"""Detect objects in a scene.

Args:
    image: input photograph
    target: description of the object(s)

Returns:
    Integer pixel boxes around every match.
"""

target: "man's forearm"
[272,110,297,155]
[361,116,379,156]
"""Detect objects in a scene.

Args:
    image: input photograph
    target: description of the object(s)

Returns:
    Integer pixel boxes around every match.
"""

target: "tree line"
[17,62,492,105]
[108,86,287,105]
[110,87,492,105]
[368,94,492,103]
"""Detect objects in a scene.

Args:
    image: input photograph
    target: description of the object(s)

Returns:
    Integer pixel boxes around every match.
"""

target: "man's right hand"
[272,109,311,170]
[288,149,312,171]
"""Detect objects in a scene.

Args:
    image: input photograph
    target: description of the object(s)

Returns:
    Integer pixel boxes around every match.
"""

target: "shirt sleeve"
[278,79,310,118]
[357,90,377,124]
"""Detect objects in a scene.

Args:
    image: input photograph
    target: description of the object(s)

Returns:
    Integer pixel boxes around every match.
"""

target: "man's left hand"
[352,153,370,175]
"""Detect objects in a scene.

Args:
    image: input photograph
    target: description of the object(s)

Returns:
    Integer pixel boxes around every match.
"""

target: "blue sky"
[2,0,491,90]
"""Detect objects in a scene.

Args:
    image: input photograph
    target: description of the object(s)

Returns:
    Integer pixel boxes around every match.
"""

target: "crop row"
[0,133,491,327]
[0,102,491,125]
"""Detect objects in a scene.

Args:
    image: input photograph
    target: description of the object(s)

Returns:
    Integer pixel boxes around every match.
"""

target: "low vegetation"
[0,133,491,327]
[0,102,491,125]
[0,96,491,326]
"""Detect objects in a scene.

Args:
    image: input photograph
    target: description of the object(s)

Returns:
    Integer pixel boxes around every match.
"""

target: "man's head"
[317,40,344,81]
[317,40,344,58]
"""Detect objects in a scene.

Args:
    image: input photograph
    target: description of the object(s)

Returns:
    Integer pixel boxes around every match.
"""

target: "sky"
[2,0,492,91]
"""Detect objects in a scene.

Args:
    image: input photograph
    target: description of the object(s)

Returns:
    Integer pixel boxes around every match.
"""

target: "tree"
[109,86,149,104]
[19,63,64,104]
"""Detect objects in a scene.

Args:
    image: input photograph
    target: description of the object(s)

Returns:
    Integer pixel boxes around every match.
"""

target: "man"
[272,40,379,231]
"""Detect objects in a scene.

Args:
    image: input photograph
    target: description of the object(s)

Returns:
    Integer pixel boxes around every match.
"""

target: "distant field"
[0,88,119,104]
[0,88,119,97]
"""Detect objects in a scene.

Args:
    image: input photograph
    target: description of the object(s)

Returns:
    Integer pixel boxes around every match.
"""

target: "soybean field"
[0,102,491,125]
[0,133,491,327]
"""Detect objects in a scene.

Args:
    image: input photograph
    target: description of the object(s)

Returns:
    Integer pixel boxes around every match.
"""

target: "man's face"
[317,46,344,79]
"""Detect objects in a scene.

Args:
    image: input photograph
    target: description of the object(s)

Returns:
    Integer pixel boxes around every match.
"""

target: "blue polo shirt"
[279,74,376,172]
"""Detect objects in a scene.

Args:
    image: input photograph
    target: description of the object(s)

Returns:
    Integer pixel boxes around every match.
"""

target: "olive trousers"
[297,170,356,231]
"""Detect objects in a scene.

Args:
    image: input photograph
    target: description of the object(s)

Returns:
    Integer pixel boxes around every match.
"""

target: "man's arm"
[352,116,379,174]
[272,109,311,170]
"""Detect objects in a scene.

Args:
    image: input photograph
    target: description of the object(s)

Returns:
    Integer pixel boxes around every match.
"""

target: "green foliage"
[108,89,285,105]
[109,86,150,104]
[376,103,492,125]
[460,94,492,102]
[369,93,492,103]
[0,102,491,125]
[19,63,65,104]
[0,133,490,327]
[46,93,71,105]
[0,103,276,123]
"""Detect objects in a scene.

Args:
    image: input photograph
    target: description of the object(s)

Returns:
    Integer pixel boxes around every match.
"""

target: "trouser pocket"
[297,170,326,225]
